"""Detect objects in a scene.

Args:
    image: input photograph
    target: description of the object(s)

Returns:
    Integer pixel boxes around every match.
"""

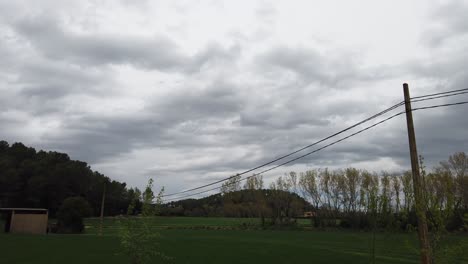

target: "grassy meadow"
[1,217,467,264]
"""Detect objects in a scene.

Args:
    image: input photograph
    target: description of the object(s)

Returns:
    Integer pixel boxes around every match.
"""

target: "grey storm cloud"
[257,46,397,87]
[10,15,238,73]
[17,60,108,99]
[423,1,468,47]
[155,82,243,124]
[31,80,245,163]
[37,115,165,163]
[0,0,466,192]
[0,57,114,118]
[259,46,339,85]
[412,106,468,166]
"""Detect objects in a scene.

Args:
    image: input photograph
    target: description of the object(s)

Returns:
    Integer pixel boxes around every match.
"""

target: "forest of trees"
[164,190,310,219]
[166,152,468,231]
[0,140,138,216]
[1,140,466,232]
[293,153,467,231]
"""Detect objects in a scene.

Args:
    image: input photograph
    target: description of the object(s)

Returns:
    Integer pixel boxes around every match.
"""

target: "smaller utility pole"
[99,182,106,236]
[403,83,431,264]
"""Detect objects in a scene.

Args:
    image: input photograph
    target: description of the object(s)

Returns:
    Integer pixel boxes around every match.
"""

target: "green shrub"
[57,196,92,233]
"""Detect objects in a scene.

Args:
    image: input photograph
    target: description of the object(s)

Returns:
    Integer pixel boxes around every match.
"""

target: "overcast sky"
[0,0,467,199]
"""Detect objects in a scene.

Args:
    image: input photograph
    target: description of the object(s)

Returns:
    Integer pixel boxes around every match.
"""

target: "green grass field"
[1,217,467,264]
[83,216,264,234]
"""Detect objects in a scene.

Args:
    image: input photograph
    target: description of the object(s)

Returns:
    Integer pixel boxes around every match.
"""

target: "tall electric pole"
[403,83,431,264]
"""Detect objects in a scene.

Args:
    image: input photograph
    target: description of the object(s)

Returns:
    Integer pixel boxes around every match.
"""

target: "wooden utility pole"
[99,182,106,236]
[403,83,431,264]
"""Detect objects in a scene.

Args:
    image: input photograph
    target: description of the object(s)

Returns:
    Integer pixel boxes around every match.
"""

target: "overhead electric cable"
[412,101,468,111]
[162,101,405,198]
[410,88,468,100]
[410,91,468,103]
[166,99,468,202]
[165,111,406,202]
[164,89,468,202]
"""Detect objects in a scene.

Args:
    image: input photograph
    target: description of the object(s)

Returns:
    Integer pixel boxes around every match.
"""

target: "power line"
[164,88,468,199]
[165,111,406,202]
[410,91,468,103]
[164,184,223,202]
[410,88,468,100]
[165,99,468,202]
[412,101,468,111]
[162,101,405,198]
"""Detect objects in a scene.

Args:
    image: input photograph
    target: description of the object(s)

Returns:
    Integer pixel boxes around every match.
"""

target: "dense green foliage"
[0,141,136,216]
[162,153,467,233]
[1,140,466,238]
[56,196,92,233]
[163,189,311,218]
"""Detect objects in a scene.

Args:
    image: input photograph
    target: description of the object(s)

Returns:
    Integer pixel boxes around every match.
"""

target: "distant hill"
[162,189,312,218]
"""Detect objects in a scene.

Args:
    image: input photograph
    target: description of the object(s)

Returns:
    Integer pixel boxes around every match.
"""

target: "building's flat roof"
[0,208,48,211]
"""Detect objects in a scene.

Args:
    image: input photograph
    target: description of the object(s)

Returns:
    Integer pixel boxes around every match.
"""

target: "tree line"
[294,153,467,231]
[163,189,311,225]
[0,141,139,217]
[165,152,467,231]
[1,140,466,233]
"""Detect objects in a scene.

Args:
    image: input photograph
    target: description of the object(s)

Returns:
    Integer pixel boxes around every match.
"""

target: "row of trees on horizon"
[165,152,468,231]
[1,140,467,232]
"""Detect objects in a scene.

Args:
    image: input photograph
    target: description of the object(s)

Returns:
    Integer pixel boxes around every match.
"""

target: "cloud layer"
[0,0,467,197]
